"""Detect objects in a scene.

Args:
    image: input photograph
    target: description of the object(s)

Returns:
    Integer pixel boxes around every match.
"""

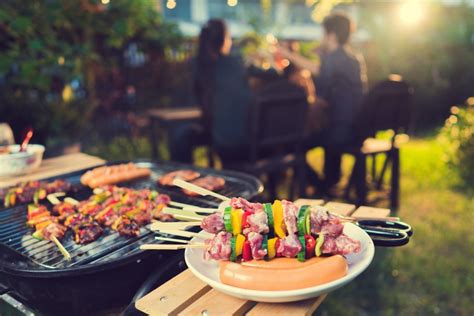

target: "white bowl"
[185,223,375,303]
[0,144,45,178]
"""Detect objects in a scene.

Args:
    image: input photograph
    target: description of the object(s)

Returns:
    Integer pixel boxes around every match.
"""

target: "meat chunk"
[230,197,262,213]
[321,234,361,255]
[116,217,141,237]
[243,211,269,235]
[201,213,225,234]
[205,231,232,261]
[75,223,104,244]
[42,223,67,241]
[277,233,302,258]
[310,206,344,237]
[183,176,225,196]
[247,232,267,260]
[282,200,298,235]
[158,170,200,186]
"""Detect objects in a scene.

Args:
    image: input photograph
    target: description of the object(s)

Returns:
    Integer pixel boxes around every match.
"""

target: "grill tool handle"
[359,225,410,247]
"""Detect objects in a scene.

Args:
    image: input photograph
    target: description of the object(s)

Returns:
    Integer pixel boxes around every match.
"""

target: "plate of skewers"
[142,179,378,303]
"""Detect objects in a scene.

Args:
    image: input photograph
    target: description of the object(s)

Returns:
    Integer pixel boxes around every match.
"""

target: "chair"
[223,79,309,200]
[342,77,414,209]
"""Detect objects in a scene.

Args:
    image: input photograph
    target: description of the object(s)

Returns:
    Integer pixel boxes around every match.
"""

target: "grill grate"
[0,161,261,270]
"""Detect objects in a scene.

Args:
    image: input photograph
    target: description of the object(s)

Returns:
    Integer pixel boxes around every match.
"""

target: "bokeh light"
[399,1,424,26]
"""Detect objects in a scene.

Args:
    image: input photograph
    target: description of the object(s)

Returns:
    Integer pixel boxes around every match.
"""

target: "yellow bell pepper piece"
[267,237,278,259]
[231,209,243,236]
[235,234,245,257]
[272,200,286,238]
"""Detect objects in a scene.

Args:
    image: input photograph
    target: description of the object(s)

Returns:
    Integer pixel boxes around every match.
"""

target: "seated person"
[170,19,254,164]
[280,12,368,190]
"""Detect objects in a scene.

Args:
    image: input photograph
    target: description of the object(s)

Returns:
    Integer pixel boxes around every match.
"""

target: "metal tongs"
[332,213,413,247]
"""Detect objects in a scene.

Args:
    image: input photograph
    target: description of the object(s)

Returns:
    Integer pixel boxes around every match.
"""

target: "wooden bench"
[135,200,390,316]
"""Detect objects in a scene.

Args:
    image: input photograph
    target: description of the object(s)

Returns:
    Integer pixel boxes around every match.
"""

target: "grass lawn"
[311,138,474,316]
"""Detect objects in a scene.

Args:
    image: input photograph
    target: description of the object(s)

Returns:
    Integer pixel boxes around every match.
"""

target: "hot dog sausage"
[219,255,348,291]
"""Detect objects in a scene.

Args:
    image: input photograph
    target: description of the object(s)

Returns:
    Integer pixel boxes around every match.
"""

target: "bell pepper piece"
[315,233,325,257]
[32,230,44,240]
[241,211,252,229]
[235,234,245,257]
[230,209,243,236]
[264,203,274,238]
[297,235,306,262]
[272,200,286,239]
[267,237,278,259]
[297,205,310,236]
[230,236,237,262]
[305,234,316,259]
[242,240,252,261]
[35,220,52,232]
[223,206,233,233]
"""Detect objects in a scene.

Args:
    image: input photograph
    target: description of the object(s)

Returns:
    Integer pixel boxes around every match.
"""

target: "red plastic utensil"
[20,128,33,152]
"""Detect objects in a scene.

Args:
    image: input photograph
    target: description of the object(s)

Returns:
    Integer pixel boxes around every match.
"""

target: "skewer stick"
[157,229,202,239]
[155,236,191,244]
[168,201,217,214]
[162,207,205,221]
[140,244,206,250]
[51,236,71,261]
[172,179,230,202]
[47,194,61,205]
[149,221,202,231]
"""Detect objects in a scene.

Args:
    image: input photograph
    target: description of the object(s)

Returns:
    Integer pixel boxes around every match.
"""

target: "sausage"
[80,163,151,188]
[219,255,348,291]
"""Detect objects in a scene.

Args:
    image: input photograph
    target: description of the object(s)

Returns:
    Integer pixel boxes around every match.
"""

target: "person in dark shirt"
[279,12,368,190]
[169,19,253,163]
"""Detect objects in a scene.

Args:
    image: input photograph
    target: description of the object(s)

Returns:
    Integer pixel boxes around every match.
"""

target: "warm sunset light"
[399,1,424,26]
[166,0,176,10]
[227,0,238,7]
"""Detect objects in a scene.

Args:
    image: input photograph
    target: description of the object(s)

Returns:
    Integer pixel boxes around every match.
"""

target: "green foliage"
[438,99,474,188]
[0,0,181,143]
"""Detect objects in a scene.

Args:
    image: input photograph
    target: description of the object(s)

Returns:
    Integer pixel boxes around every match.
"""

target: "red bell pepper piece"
[242,240,252,261]
[305,234,316,259]
[241,211,252,229]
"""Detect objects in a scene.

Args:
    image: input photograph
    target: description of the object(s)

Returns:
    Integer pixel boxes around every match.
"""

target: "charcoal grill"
[0,160,262,315]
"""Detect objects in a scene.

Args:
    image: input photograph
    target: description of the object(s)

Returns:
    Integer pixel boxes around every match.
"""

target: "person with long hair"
[169,19,253,164]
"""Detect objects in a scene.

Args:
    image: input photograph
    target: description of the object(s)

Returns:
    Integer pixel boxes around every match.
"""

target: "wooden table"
[147,107,202,160]
[0,152,105,188]
[135,200,391,316]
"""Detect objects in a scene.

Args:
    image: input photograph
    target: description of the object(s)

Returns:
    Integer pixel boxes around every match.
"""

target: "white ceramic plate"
[185,223,375,302]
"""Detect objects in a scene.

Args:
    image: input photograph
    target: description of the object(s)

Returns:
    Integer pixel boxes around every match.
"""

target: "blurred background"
[0,0,473,315]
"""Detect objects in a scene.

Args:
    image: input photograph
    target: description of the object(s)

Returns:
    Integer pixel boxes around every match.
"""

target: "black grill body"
[0,160,262,315]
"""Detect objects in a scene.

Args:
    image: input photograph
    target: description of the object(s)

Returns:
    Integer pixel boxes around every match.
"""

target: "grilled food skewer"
[162,207,205,221]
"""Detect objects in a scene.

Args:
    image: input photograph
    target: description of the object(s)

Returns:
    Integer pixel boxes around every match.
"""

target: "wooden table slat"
[246,294,327,316]
[178,289,256,316]
[352,206,391,219]
[135,269,211,316]
[0,153,105,188]
[323,201,356,216]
